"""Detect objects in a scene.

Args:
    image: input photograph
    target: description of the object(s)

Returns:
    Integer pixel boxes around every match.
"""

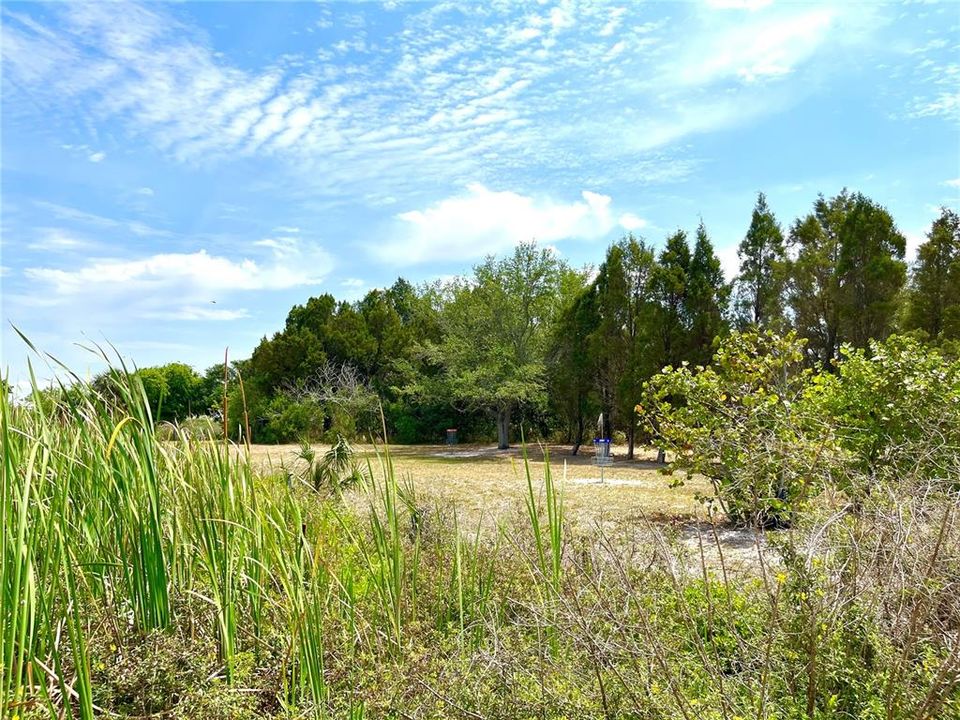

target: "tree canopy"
[111,187,954,448]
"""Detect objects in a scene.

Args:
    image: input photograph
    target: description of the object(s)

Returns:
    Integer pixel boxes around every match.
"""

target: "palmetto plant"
[297,435,368,494]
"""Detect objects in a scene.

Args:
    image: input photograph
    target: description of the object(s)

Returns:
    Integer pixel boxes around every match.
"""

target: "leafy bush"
[642,331,825,527]
[803,335,960,495]
[261,396,325,443]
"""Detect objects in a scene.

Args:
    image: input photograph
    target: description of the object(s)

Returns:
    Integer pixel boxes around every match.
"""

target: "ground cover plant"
[2,334,959,719]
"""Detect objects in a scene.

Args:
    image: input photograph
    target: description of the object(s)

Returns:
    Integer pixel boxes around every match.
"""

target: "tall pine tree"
[686,221,730,366]
[650,230,692,369]
[906,207,960,341]
[592,242,631,441]
[835,193,907,349]
[547,285,598,454]
[735,192,787,329]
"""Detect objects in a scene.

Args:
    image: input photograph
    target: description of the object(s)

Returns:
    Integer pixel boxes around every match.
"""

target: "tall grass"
[2,360,958,719]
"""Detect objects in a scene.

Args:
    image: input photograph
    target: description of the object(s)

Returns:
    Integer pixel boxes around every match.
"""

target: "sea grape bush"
[642,331,823,527]
[643,331,960,526]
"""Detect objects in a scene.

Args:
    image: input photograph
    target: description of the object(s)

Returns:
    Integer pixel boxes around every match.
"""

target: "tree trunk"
[626,425,635,461]
[496,406,511,450]
[572,413,585,456]
[656,447,666,464]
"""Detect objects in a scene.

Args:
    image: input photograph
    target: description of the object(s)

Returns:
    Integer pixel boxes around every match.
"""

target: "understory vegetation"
[3,333,958,719]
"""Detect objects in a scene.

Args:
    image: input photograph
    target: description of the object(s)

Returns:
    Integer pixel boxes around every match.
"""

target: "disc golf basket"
[593,437,612,482]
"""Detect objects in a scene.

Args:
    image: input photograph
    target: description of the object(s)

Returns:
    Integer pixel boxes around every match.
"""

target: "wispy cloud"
[33,200,170,237]
[26,227,93,251]
[909,91,959,120]
[0,0,878,197]
[146,305,250,321]
[618,213,647,231]
[88,151,106,163]
[705,0,773,10]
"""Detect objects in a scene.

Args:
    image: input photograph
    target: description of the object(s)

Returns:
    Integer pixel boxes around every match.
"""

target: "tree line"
[111,190,960,447]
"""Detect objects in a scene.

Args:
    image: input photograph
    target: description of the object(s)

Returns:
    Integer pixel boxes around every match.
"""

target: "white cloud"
[253,236,303,258]
[136,186,155,196]
[377,183,619,265]
[146,305,250,321]
[273,225,301,233]
[33,200,170,237]
[507,26,542,44]
[549,4,575,31]
[604,40,626,61]
[904,229,926,263]
[716,243,741,282]
[909,91,960,119]
[618,213,647,231]
[25,240,332,296]
[599,7,626,37]
[0,0,888,197]
[88,151,106,162]
[944,178,960,189]
[679,7,837,86]
[341,277,364,287]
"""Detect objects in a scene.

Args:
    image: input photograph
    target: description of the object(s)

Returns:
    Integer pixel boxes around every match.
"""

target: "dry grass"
[247,441,713,528]
[244,442,770,573]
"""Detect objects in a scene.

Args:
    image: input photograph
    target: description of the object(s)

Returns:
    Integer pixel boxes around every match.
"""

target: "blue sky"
[2,0,958,385]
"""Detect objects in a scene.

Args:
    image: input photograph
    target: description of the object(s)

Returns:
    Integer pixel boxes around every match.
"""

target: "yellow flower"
[776,572,787,585]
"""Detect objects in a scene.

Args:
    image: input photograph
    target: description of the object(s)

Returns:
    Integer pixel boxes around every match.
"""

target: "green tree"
[650,230,692,369]
[439,242,565,449]
[547,283,598,454]
[735,192,787,329]
[835,193,907,349]
[788,204,842,366]
[590,235,658,457]
[592,242,631,441]
[905,207,960,341]
[130,363,203,423]
[686,221,730,366]
[789,190,906,365]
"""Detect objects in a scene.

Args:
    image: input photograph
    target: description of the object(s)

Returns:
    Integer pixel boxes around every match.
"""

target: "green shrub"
[803,335,960,495]
[642,331,824,527]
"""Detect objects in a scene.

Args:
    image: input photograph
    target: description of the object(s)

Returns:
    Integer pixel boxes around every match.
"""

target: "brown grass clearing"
[248,442,707,522]
[243,441,768,570]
